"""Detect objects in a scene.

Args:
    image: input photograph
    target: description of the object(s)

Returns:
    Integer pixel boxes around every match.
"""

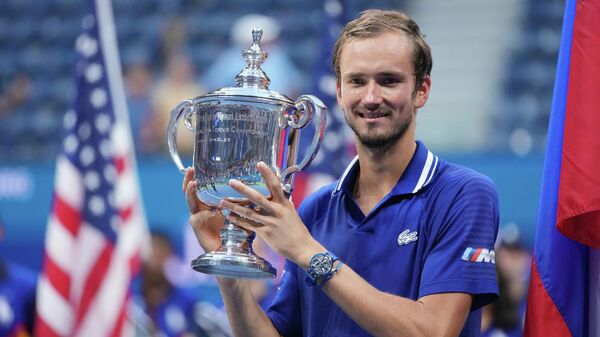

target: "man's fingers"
[225,213,264,232]
[189,209,219,229]
[182,167,194,192]
[221,199,269,225]
[257,162,286,202]
[185,180,204,214]
[228,179,275,213]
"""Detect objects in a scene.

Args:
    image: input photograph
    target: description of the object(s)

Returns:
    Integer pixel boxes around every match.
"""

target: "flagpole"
[95,0,148,235]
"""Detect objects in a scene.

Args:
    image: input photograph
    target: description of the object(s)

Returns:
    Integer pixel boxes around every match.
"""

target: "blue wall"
[0,154,543,271]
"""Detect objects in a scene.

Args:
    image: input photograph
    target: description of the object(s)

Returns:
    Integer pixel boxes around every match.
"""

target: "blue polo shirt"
[267,141,499,337]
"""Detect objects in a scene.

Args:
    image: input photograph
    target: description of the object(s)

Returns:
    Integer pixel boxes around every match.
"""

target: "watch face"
[310,254,333,276]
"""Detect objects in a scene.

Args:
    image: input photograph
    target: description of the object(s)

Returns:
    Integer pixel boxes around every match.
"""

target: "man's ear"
[414,75,431,109]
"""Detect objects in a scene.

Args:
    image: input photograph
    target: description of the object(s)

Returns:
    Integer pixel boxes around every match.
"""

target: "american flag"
[293,0,354,204]
[35,1,149,336]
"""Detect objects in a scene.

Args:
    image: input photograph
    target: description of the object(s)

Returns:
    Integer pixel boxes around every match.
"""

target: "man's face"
[336,32,430,150]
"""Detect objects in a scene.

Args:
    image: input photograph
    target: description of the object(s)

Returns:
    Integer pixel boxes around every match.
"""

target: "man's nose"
[363,81,382,110]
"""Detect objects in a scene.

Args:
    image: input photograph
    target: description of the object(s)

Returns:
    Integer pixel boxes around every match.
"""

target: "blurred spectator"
[0,213,37,336]
[123,61,156,154]
[149,53,205,155]
[480,227,531,337]
[481,266,523,337]
[202,14,305,98]
[159,17,189,67]
[495,229,531,313]
[132,231,232,337]
[0,73,32,118]
[0,73,35,160]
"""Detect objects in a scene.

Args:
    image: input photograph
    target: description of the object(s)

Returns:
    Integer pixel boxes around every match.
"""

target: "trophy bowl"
[167,29,326,279]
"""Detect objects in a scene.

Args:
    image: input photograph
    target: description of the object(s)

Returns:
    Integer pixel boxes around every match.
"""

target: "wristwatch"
[305,251,342,287]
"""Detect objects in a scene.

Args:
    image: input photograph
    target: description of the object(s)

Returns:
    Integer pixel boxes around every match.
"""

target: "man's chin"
[358,134,400,150]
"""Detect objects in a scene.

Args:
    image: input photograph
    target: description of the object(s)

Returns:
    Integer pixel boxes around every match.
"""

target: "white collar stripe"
[336,155,359,191]
[424,155,439,187]
[412,151,434,194]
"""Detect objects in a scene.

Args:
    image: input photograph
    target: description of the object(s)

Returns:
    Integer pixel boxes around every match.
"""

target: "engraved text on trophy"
[193,104,279,203]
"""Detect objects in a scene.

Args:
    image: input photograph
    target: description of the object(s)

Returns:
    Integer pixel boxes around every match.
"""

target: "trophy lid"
[202,28,294,105]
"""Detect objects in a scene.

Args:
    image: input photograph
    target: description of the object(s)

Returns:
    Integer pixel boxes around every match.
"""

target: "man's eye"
[380,77,400,86]
[349,78,364,85]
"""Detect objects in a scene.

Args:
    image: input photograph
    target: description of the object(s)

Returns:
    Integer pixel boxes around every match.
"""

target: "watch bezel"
[310,253,334,277]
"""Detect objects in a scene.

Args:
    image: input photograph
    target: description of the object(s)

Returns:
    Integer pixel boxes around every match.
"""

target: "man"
[183,9,499,337]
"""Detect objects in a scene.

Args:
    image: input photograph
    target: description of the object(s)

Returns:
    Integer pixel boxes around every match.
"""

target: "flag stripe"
[54,194,81,236]
[45,215,76,272]
[35,314,63,337]
[524,0,593,336]
[524,261,571,337]
[109,293,129,337]
[114,155,126,175]
[75,244,131,337]
[69,224,107,305]
[557,0,600,248]
[43,254,71,300]
[36,276,74,336]
[119,204,133,222]
[74,243,114,327]
[54,155,84,210]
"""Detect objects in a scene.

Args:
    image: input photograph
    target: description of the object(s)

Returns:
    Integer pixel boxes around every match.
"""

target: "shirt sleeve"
[266,259,302,337]
[419,174,500,310]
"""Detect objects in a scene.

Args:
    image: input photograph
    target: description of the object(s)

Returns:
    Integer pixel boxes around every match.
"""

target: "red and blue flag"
[524,0,600,336]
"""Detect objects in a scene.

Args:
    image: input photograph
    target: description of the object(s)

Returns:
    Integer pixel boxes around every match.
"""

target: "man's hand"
[220,162,323,266]
[183,167,224,253]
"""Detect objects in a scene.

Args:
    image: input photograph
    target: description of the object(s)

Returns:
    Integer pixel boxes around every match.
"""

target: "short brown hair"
[332,9,432,91]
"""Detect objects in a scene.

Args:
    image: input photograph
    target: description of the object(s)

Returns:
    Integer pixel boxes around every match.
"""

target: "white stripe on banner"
[37,276,74,336]
[54,155,83,209]
[69,224,106,305]
[45,215,75,273]
[75,245,130,337]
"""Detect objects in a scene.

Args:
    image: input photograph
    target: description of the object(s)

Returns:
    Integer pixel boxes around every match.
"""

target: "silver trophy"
[167,29,326,279]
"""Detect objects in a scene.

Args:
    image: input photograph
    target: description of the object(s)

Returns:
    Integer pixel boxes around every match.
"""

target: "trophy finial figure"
[252,28,262,44]
[235,28,270,89]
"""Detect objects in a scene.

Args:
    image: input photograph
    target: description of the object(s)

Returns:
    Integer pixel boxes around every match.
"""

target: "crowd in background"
[0,0,563,162]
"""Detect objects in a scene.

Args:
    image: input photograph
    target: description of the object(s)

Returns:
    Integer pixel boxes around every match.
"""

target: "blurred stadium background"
[0,0,562,284]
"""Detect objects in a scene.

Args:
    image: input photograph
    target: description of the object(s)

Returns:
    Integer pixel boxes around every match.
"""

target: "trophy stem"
[191,208,277,279]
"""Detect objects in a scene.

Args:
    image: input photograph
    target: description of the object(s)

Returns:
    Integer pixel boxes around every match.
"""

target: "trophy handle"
[167,99,195,174]
[281,95,327,192]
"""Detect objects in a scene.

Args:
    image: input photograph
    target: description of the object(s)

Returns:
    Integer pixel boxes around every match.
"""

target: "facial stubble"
[345,107,413,154]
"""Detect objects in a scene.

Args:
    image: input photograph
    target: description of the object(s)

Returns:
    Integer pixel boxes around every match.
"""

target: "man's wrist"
[294,241,325,269]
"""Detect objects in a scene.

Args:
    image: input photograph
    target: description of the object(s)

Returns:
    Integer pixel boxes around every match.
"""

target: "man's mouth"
[358,112,389,119]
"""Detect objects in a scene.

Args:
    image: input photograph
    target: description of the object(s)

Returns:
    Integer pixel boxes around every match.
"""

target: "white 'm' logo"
[397,229,418,246]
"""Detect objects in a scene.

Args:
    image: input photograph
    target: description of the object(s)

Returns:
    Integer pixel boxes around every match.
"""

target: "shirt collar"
[334,141,439,196]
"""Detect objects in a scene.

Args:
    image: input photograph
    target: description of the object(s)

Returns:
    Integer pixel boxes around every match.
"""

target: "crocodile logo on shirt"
[397,229,418,246]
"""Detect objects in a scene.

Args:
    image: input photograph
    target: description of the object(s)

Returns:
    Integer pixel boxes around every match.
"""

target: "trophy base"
[192,251,277,279]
